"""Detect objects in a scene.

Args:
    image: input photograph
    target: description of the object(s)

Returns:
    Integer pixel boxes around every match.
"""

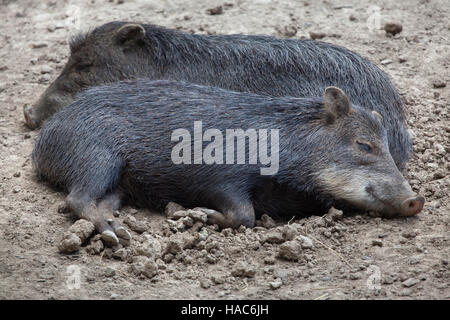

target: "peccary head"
[24,22,149,128]
[302,87,424,216]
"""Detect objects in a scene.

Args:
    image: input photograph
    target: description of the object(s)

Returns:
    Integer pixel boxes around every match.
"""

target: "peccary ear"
[323,86,351,123]
[115,24,146,45]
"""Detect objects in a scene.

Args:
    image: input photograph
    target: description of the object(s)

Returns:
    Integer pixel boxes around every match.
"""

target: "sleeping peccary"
[32,80,424,246]
[25,21,411,170]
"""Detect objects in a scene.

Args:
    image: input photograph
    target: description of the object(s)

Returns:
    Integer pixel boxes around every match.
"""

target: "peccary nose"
[23,104,38,129]
[400,196,425,216]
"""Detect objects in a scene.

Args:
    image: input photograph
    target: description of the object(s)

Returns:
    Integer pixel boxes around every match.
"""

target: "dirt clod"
[384,23,403,35]
[123,216,147,233]
[231,261,257,278]
[278,240,303,261]
[165,202,186,218]
[131,256,158,279]
[206,6,223,15]
[402,278,420,288]
[309,31,326,40]
[58,233,82,254]
[68,219,95,243]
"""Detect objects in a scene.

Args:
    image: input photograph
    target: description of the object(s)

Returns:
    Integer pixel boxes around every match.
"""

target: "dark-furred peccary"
[32,80,424,246]
[25,21,411,170]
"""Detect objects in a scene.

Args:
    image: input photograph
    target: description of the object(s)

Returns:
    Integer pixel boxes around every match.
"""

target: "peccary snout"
[400,195,425,216]
[23,104,38,129]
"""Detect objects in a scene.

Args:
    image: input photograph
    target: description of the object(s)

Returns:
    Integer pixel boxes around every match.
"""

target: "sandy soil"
[0,0,448,300]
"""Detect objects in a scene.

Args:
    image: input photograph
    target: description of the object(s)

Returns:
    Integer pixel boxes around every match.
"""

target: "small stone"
[206,6,223,15]
[131,256,158,279]
[47,24,56,32]
[381,59,393,65]
[237,225,247,233]
[384,23,403,35]
[123,215,147,233]
[399,288,412,296]
[383,275,395,285]
[164,202,186,218]
[282,225,298,241]
[164,232,196,255]
[12,186,21,193]
[269,278,283,290]
[205,254,218,264]
[164,237,183,255]
[181,216,194,227]
[401,230,418,239]
[298,235,314,249]
[264,256,276,265]
[349,14,357,21]
[40,66,53,74]
[309,31,326,40]
[57,202,71,214]
[112,248,128,261]
[163,253,174,263]
[261,229,285,244]
[188,209,208,223]
[372,239,383,247]
[432,80,446,88]
[166,218,185,231]
[197,228,209,241]
[104,267,116,277]
[398,56,407,63]
[349,272,362,280]
[200,278,212,289]
[278,240,303,261]
[328,207,344,221]
[260,214,277,228]
[433,171,445,180]
[31,42,48,49]
[86,235,104,255]
[280,25,297,37]
[38,75,51,83]
[231,262,256,278]
[58,233,81,254]
[402,278,419,288]
[211,275,225,285]
[13,172,21,178]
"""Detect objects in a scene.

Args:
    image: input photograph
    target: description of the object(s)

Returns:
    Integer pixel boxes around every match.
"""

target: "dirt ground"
[0,0,448,300]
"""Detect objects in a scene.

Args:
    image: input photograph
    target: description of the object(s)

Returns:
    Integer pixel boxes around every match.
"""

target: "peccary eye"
[356,140,373,153]
[75,63,92,72]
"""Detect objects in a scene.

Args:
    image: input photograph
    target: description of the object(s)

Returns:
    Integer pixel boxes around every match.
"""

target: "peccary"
[25,21,411,169]
[32,80,424,246]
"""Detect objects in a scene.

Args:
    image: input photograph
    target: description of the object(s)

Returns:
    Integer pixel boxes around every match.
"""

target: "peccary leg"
[66,191,130,246]
[63,152,129,246]
[65,191,118,245]
[97,190,131,241]
[201,189,255,229]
